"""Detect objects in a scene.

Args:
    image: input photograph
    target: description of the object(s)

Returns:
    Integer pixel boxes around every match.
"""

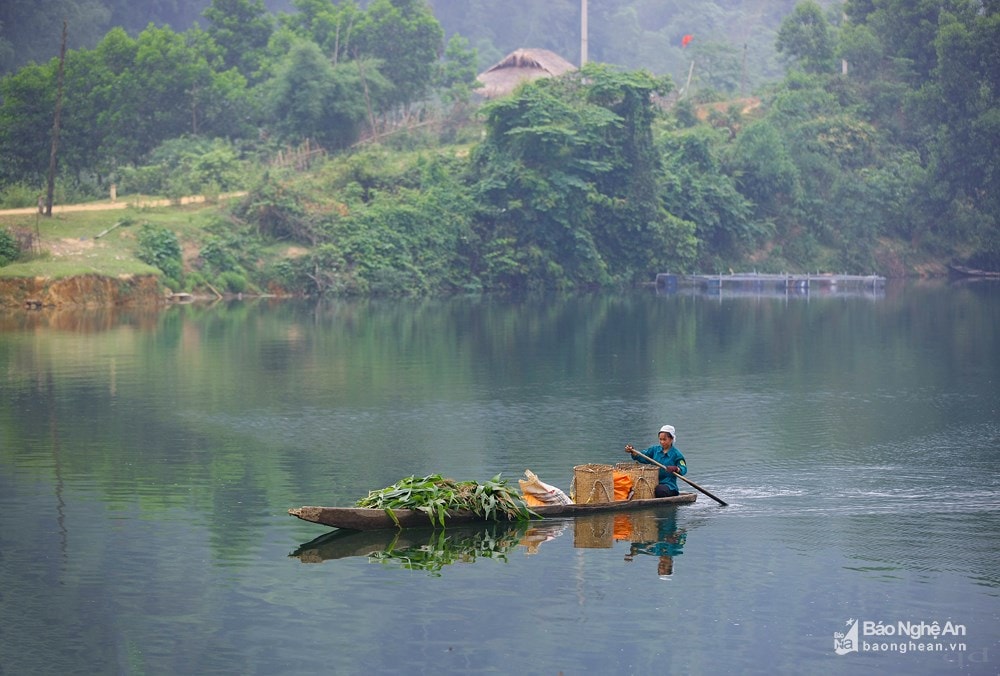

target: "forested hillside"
[1,0,997,296]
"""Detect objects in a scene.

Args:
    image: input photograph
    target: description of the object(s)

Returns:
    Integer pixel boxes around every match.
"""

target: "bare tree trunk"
[45,19,68,217]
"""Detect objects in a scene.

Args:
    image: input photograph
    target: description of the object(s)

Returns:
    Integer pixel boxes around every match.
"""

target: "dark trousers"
[655,484,679,498]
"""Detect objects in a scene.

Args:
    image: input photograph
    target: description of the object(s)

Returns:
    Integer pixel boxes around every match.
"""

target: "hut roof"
[476,48,577,99]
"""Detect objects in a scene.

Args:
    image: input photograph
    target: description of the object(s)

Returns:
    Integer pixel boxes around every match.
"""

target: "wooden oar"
[627,450,728,506]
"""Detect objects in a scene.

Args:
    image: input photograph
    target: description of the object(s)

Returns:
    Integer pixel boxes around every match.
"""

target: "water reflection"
[290,509,691,578]
[620,510,686,578]
[291,522,530,575]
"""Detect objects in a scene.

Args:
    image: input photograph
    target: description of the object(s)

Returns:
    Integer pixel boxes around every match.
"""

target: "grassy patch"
[0,201,234,280]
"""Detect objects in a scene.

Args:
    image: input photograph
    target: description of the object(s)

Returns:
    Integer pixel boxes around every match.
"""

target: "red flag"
[681,34,693,48]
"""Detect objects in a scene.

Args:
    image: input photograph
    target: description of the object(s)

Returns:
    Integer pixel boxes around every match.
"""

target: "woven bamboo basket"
[573,514,614,548]
[614,461,659,500]
[571,463,614,504]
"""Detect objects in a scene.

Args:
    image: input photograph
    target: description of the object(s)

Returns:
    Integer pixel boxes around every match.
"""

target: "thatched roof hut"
[476,48,577,99]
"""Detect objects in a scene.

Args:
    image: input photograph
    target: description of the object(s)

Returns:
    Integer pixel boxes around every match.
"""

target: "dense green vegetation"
[1,0,997,297]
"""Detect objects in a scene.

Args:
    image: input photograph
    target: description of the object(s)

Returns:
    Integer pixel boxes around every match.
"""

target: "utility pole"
[45,19,68,217]
[741,43,748,97]
[580,0,588,66]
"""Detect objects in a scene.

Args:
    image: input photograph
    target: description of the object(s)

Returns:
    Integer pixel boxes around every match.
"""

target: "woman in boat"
[625,425,687,497]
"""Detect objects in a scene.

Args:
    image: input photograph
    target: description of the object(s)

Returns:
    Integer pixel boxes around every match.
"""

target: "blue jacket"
[635,445,687,493]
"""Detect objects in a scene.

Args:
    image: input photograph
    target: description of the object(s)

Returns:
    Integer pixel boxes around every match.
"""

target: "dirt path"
[0,192,247,216]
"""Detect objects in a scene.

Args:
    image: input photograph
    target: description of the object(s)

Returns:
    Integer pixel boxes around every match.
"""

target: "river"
[1,280,997,675]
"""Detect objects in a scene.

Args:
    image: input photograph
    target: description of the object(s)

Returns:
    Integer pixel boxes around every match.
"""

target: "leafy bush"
[119,137,248,197]
[258,259,306,295]
[183,271,207,293]
[216,271,248,293]
[0,182,41,209]
[199,236,241,273]
[136,224,182,280]
[0,228,20,265]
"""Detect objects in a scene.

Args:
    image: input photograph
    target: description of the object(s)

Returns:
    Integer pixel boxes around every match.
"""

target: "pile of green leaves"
[356,474,536,528]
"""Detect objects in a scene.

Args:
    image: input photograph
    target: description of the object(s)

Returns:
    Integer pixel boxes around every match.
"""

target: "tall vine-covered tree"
[470,64,694,290]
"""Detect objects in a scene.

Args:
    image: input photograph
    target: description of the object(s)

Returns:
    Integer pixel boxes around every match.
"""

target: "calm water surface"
[1,282,998,675]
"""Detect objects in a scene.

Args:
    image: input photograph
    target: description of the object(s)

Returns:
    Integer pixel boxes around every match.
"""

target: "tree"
[917,8,1000,258]
[844,0,980,83]
[836,23,883,77]
[776,1,837,74]
[203,0,274,82]
[95,25,243,164]
[264,40,386,149]
[0,61,57,184]
[59,28,139,180]
[659,127,754,267]
[353,0,444,113]
[436,34,480,106]
[685,40,743,95]
[281,0,365,65]
[729,119,801,222]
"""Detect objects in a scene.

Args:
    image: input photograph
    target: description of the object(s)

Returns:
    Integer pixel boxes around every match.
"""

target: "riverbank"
[0,273,164,308]
[0,193,251,308]
[0,189,954,308]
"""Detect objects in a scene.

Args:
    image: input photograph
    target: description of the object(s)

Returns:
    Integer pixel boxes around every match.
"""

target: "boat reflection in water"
[619,510,686,578]
[571,509,686,577]
[291,522,533,575]
[290,508,688,576]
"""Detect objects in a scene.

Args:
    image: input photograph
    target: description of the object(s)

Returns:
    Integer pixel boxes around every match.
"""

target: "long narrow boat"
[949,264,1000,279]
[288,492,696,531]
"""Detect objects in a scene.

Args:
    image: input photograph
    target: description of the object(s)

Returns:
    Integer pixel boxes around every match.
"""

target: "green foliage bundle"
[356,474,536,529]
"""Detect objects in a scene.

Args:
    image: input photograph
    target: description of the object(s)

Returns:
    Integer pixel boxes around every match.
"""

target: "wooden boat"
[288,492,696,531]
[949,264,1000,279]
